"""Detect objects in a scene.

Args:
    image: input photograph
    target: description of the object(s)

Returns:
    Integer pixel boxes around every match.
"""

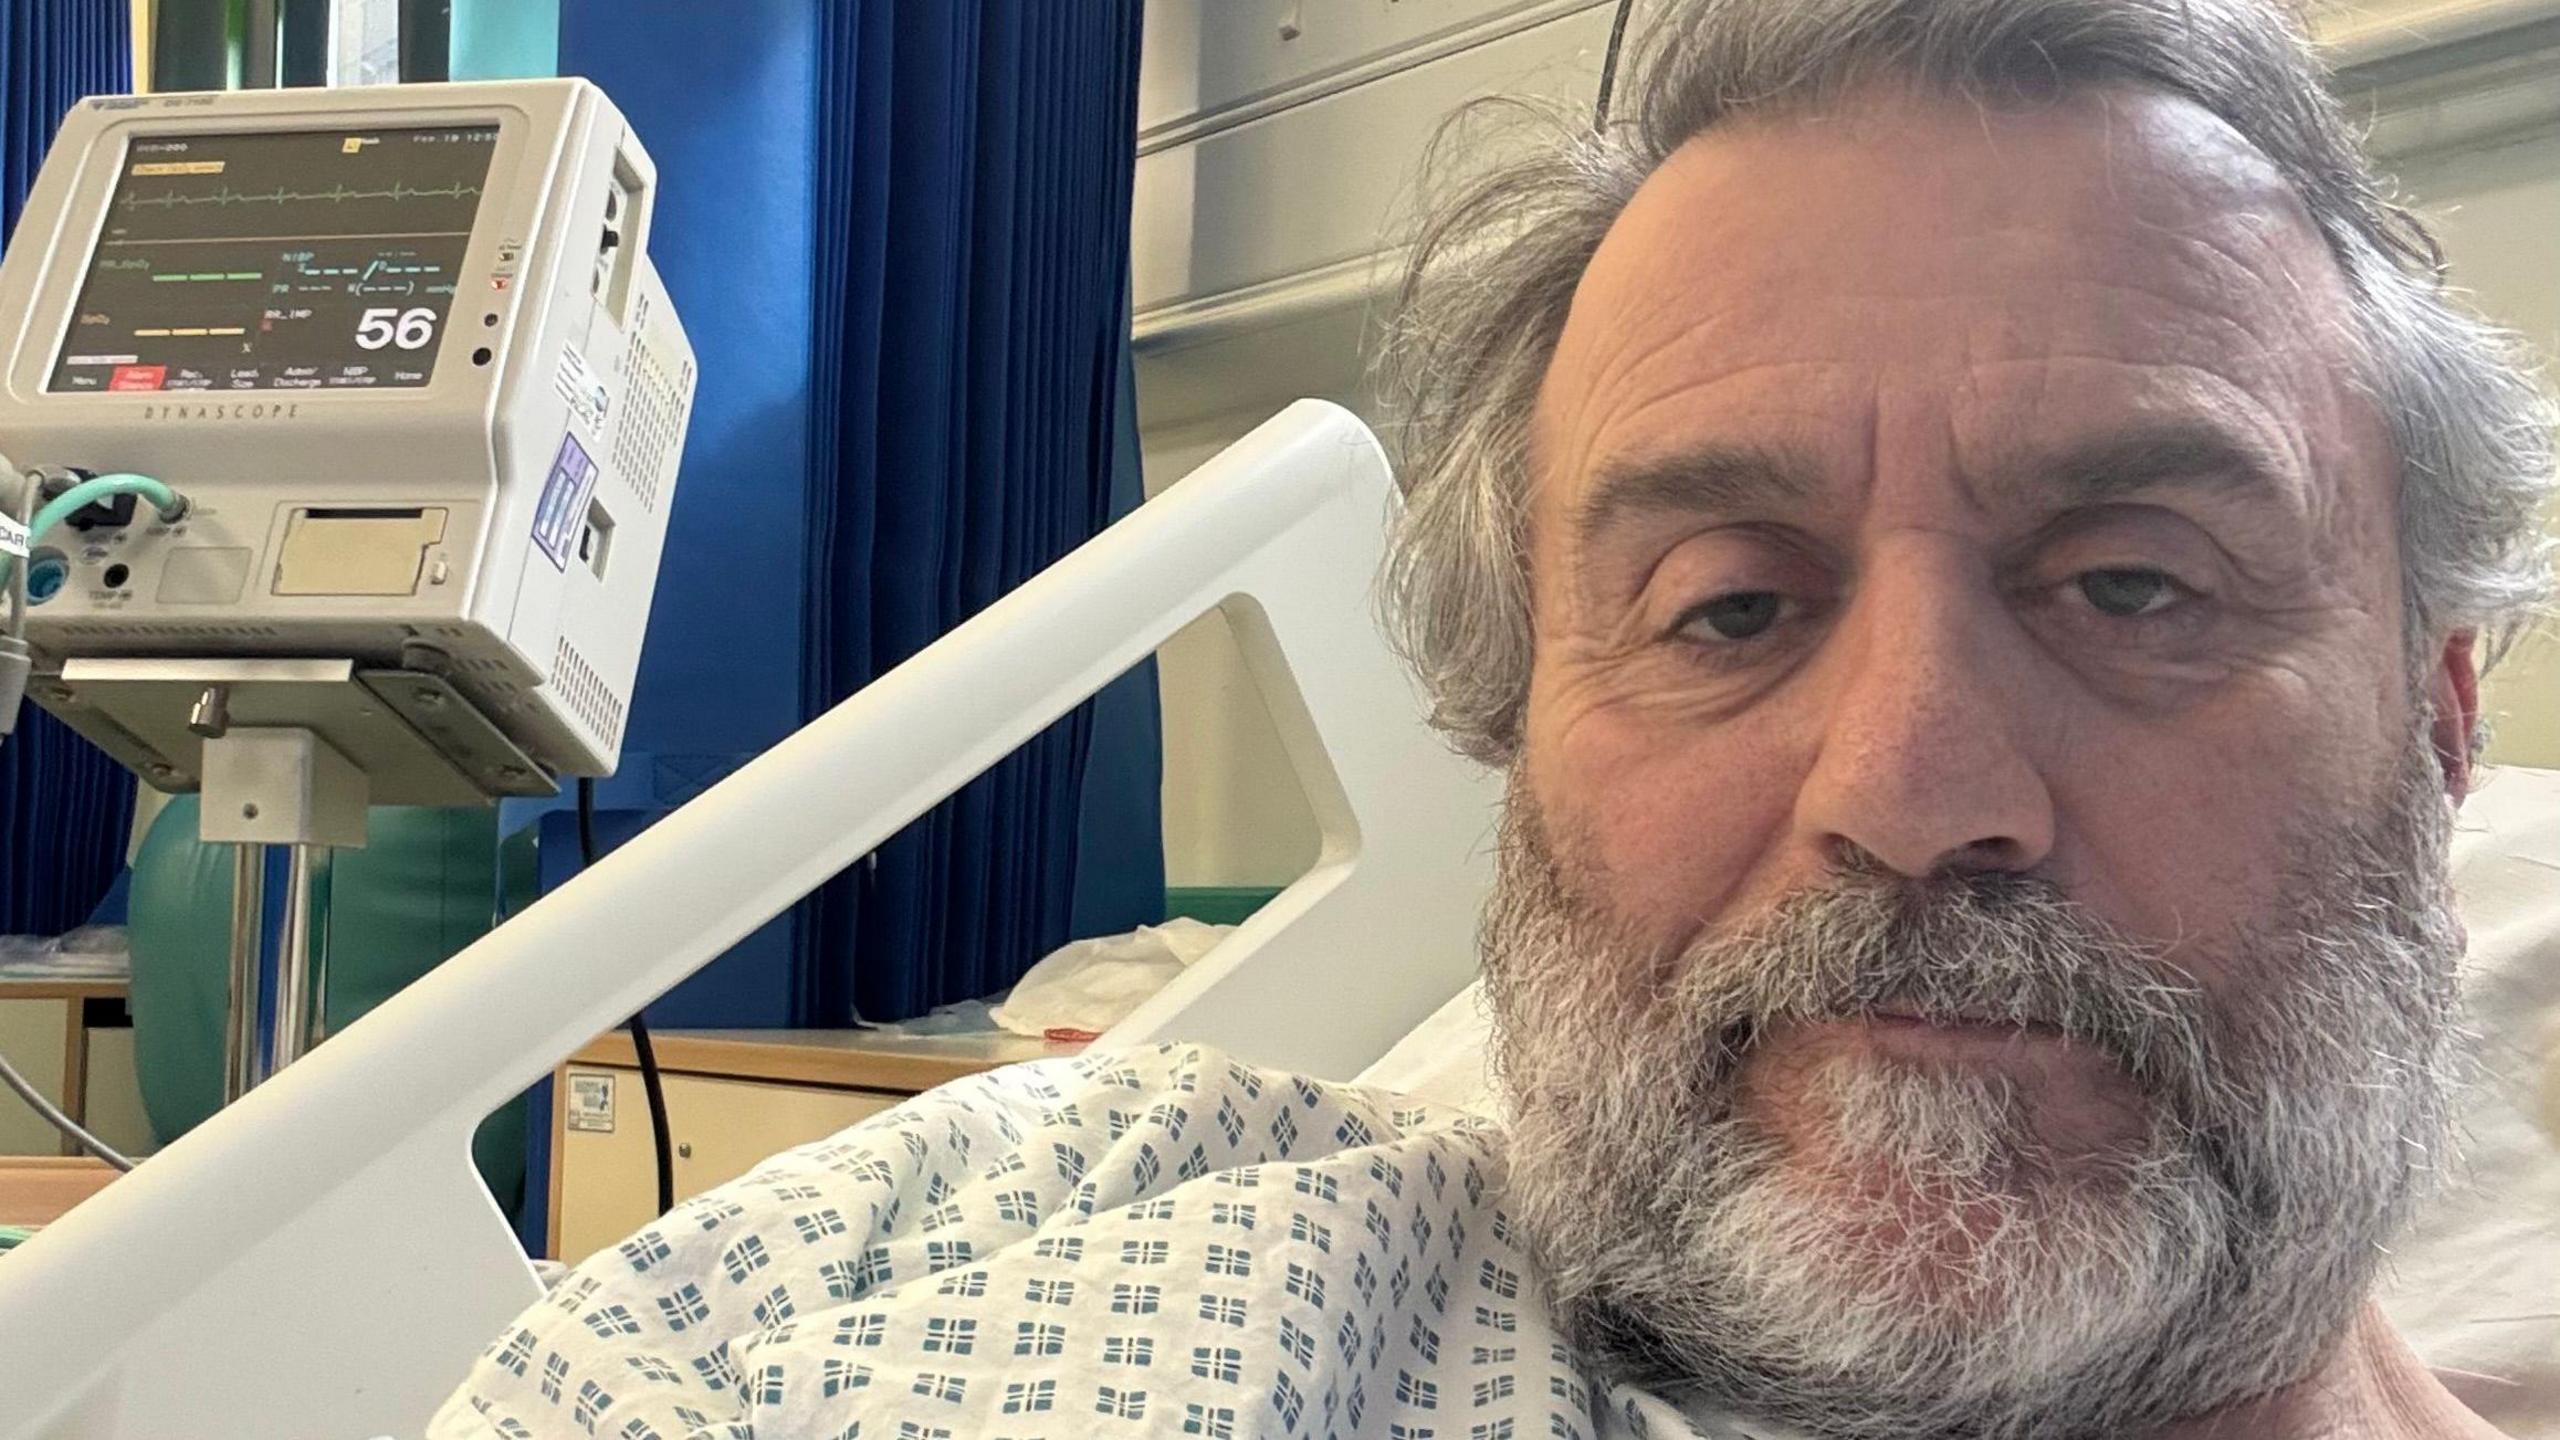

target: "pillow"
[2391,765,2560,1434]
[1357,767,2560,1435]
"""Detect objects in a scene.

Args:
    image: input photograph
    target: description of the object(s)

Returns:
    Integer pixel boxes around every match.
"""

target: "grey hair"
[1379,0,2559,767]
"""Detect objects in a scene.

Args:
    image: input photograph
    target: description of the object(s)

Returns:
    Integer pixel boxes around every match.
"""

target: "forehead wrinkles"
[1528,87,2354,515]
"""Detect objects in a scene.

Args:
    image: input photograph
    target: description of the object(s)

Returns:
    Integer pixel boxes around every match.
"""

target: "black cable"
[581,776,675,1217]
[1594,0,1638,132]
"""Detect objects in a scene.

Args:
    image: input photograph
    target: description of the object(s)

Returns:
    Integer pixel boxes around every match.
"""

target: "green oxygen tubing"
[0,472,188,588]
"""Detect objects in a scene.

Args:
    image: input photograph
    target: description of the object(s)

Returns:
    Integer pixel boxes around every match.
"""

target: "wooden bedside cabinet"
[0,978,148,1162]
[548,1028,1076,1264]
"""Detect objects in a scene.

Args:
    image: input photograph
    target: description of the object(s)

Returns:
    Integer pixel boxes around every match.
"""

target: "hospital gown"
[431,1043,1795,1440]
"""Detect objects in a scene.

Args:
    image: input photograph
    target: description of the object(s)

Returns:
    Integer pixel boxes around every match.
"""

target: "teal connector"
[0,473,184,588]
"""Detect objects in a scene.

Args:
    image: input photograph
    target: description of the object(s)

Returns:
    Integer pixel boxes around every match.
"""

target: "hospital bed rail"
[0,401,1501,1440]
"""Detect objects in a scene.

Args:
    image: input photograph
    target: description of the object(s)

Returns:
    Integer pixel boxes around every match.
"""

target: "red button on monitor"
[108,365,168,392]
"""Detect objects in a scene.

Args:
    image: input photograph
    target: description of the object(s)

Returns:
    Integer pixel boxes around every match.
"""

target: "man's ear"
[2429,630,2481,802]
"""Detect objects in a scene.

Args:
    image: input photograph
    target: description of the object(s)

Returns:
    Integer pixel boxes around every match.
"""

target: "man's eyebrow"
[1570,443,1822,548]
[2017,422,2290,508]
[1564,422,2287,552]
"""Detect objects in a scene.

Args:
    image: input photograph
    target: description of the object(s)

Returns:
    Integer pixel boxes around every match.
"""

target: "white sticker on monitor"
[0,511,26,558]
[555,343,610,433]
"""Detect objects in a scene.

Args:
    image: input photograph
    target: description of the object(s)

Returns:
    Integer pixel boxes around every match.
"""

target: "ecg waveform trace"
[97,127,497,249]
[120,180,486,210]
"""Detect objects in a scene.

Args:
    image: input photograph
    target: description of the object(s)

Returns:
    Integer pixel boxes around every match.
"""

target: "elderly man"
[434,1,2556,1437]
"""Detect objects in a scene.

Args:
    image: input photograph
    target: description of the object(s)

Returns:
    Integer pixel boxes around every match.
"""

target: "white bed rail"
[0,401,1501,1440]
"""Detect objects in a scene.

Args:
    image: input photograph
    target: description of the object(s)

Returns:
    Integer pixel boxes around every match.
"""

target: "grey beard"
[1482,741,2465,1440]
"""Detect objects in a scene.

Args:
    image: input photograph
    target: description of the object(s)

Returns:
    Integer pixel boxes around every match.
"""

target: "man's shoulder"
[438,1044,1789,1440]
[538,1039,1515,1338]
[749,1039,1503,1209]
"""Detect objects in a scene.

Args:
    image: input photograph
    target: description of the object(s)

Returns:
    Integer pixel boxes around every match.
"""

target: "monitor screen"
[48,124,499,394]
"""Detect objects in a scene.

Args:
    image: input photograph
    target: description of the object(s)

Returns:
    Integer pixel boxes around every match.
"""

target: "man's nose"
[1792,556,2057,879]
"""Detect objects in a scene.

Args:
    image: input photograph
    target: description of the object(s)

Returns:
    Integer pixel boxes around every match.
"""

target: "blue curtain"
[0,2,133,936]
[555,0,821,1026]
[803,0,1160,1023]
[556,1,1159,1027]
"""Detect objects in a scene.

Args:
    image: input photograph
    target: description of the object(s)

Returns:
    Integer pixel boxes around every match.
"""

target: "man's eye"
[2073,568,2184,619]
[1678,591,1786,641]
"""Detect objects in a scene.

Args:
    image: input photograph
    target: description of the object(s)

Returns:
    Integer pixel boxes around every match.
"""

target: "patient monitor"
[0,79,693,805]
[0,77,1499,1440]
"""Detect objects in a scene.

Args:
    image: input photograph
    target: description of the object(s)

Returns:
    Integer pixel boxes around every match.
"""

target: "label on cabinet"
[566,1069,616,1133]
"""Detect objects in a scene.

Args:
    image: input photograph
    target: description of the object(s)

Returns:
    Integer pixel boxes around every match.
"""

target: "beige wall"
[1134,1,1611,888]
[2395,129,2560,768]
[1141,419,1325,890]
[131,0,151,91]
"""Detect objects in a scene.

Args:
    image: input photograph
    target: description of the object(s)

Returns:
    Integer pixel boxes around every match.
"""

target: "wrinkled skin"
[1501,82,2494,1438]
